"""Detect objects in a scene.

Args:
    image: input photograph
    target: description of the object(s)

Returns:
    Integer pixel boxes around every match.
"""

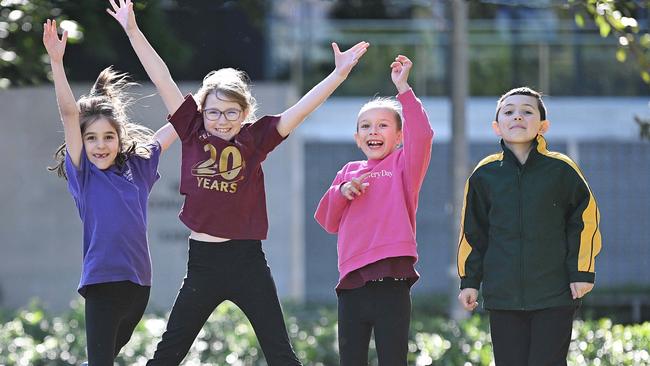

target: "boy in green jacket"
[456,87,602,366]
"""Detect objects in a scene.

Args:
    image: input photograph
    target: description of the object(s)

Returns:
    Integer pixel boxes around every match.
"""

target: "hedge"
[1,300,649,365]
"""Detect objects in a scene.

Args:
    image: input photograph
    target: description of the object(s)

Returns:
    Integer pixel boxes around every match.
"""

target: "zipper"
[517,166,525,310]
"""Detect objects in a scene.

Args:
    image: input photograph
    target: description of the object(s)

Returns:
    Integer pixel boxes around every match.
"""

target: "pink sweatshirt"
[314,89,434,282]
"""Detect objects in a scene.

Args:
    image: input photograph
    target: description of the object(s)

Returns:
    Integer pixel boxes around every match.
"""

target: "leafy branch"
[571,0,650,83]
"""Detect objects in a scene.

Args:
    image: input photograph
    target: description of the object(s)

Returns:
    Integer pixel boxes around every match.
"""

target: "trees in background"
[1,0,648,95]
[570,0,649,139]
[571,0,649,83]
[0,0,188,88]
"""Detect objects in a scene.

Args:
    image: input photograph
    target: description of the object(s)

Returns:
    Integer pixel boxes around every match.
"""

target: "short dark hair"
[495,87,547,122]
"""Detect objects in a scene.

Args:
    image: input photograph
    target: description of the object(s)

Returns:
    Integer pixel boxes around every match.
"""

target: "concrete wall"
[303,140,650,301]
[299,96,650,142]
[0,82,303,313]
[299,95,650,301]
[1,83,648,311]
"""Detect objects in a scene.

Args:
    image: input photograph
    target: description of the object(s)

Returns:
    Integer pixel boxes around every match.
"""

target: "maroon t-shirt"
[169,95,285,239]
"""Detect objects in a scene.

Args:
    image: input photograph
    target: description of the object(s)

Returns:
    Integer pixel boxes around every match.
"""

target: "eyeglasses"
[203,108,242,121]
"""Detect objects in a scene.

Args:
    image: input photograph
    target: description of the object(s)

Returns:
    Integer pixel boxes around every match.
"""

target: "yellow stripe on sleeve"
[536,135,602,272]
[457,153,503,277]
[457,180,472,277]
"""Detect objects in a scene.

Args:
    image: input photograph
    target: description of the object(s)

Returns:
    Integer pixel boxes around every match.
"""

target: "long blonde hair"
[49,66,154,179]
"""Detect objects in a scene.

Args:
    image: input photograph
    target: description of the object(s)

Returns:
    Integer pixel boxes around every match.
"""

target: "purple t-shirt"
[65,142,161,296]
[168,95,285,239]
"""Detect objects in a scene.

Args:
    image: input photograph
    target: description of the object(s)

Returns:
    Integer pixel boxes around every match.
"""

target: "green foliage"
[0,0,189,89]
[0,299,86,365]
[2,300,650,365]
[0,0,61,88]
[569,319,650,365]
[569,0,650,83]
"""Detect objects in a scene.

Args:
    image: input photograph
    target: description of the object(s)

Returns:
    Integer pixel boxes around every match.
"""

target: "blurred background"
[1,0,649,364]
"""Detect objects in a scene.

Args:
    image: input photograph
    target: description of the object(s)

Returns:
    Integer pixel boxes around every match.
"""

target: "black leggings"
[489,305,576,366]
[147,239,301,366]
[337,279,411,366]
[85,280,150,366]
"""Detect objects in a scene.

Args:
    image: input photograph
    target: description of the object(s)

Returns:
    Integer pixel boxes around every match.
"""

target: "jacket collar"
[500,134,547,167]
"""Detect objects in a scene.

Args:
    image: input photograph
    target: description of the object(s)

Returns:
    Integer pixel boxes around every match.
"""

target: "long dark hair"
[49,67,154,179]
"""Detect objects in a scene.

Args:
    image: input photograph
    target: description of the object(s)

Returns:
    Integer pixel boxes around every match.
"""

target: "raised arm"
[276,41,369,137]
[43,19,82,167]
[393,55,433,193]
[150,123,176,152]
[107,0,183,115]
[390,54,412,94]
[107,0,180,151]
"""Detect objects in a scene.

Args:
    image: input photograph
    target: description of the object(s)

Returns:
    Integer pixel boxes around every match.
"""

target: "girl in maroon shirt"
[109,1,368,364]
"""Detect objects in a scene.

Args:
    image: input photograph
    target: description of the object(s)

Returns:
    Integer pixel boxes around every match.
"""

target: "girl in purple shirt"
[109,1,368,365]
[44,20,177,366]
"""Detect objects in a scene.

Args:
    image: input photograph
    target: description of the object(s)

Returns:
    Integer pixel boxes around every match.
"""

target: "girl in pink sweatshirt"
[314,55,433,365]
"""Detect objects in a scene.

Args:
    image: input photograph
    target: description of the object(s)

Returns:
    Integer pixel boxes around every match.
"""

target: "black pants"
[85,280,150,366]
[147,239,301,366]
[337,279,411,366]
[489,305,576,366]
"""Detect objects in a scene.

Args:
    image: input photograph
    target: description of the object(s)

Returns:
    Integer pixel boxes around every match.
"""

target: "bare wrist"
[125,25,140,38]
[331,69,349,81]
[396,84,411,94]
[338,182,348,194]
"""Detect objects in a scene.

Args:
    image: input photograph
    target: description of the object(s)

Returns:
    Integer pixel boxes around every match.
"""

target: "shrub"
[1,300,649,365]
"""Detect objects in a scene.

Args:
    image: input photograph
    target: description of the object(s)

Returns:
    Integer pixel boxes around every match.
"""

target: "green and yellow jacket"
[457,135,602,310]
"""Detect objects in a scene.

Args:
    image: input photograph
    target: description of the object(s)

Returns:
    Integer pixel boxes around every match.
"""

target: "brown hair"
[49,67,154,179]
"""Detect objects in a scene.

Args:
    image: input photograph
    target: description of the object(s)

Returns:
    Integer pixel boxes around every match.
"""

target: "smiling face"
[354,107,403,160]
[493,94,549,147]
[83,117,120,170]
[202,91,247,141]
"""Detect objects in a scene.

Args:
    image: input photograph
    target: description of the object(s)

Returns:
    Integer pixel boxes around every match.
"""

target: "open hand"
[107,0,136,31]
[42,19,67,62]
[332,41,369,79]
[458,288,479,311]
[390,55,412,94]
[570,282,594,299]
[340,172,371,200]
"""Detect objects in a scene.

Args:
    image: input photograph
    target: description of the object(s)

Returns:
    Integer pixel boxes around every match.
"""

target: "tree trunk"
[449,0,470,321]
